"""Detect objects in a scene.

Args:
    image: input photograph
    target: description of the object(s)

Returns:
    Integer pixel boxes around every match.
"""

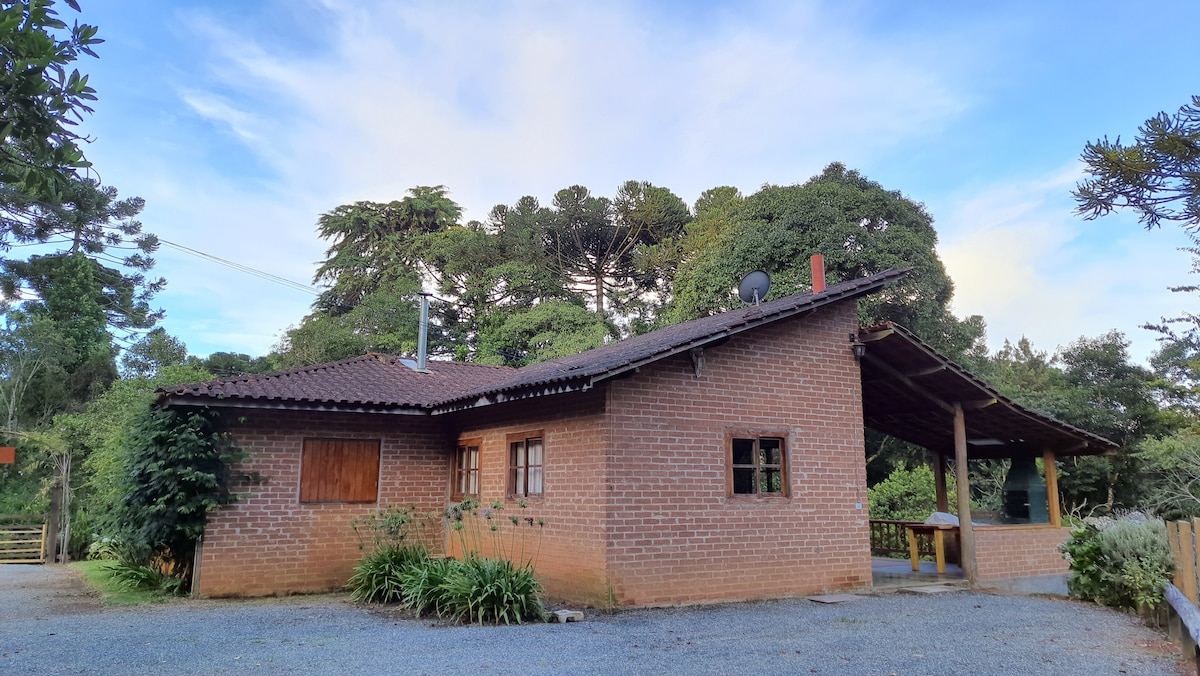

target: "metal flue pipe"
[417,293,429,371]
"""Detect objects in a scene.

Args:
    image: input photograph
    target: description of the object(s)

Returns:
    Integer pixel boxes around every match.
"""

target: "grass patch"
[71,560,175,606]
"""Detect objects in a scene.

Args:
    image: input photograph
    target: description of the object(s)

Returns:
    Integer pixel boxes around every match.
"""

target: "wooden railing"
[0,514,47,564]
[869,519,941,559]
[1165,519,1200,669]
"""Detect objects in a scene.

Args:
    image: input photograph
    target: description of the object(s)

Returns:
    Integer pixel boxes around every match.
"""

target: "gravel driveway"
[0,564,1183,675]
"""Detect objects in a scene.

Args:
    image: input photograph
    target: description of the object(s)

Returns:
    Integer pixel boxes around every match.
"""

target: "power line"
[158,239,320,295]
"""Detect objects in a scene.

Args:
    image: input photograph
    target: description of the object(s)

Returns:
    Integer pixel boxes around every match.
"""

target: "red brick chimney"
[811,254,826,293]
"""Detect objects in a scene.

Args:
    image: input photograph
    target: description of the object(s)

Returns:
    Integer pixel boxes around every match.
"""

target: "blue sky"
[73,0,1199,363]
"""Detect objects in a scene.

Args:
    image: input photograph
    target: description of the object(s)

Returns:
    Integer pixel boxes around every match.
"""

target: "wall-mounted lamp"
[849,333,867,361]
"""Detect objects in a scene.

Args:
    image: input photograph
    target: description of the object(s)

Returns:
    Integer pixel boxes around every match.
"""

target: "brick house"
[157,268,1112,604]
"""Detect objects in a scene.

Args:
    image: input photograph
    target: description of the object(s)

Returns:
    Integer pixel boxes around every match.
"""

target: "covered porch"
[855,323,1118,588]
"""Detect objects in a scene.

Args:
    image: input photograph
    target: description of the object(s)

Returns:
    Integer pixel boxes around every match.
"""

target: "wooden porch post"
[954,403,977,584]
[1043,448,1061,527]
[933,452,949,513]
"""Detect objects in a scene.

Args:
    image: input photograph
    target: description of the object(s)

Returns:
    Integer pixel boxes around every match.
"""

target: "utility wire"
[158,238,320,295]
[158,239,475,310]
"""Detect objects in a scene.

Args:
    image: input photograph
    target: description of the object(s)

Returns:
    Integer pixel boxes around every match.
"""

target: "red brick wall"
[974,525,1070,581]
[194,297,874,605]
[196,410,448,597]
[604,301,872,605]
[445,390,611,605]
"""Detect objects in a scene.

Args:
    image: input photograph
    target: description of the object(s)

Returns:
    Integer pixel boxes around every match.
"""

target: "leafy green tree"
[0,311,69,429]
[119,327,187,378]
[670,163,976,356]
[1073,96,1200,425]
[0,180,161,421]
[272,278,423,369]
[115,406,244,581]
[188,351,273,378]
[979,331,1165,513]
[55,364,210,551]
[1,179,161,334]
[868,464,957,521]
[0,254,119,427]
[0,0,102,206]
[542,185,622,314]
[313,186,462,314]
[475,301,617,367]
[1137,429,1200,518]
[1074,95,1200,231]
[420,203,565,357]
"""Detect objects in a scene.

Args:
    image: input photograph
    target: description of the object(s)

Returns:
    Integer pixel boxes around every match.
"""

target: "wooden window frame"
[451,438,482,500]
[726,430,789,498]
[299,438,381,504]
[507,431,544,498]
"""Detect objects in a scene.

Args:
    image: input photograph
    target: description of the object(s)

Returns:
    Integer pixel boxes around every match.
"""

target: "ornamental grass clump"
[440,497,548,625]
[348,544,430,604]
[348,505,439,604]
[348,499,548,625]
[445,497,546,566]
[439,556,544,625]
[1061,511,1173,611]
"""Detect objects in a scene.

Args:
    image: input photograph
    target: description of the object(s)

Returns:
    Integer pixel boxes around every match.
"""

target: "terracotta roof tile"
[158,268,906,413]
[157,354,513,410]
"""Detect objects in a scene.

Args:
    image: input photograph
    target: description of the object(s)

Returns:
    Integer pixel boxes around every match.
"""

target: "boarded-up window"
[300,439,381,503]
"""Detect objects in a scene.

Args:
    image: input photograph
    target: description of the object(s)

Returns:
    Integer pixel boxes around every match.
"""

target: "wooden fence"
[0,514,47,564]
[1165,519,1200,669]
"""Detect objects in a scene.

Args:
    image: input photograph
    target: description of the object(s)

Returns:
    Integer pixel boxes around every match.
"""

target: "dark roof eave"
[159,394,429,416]
[429,378,596,415]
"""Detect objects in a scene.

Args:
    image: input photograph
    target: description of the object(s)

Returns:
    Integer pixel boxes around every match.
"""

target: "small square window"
[508,432,544,497]
[729,434,786,496]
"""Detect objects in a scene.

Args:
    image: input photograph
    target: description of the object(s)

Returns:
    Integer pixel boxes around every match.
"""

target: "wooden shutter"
[300,439,381,503]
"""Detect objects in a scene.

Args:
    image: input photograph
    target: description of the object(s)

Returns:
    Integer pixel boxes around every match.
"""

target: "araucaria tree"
[1074,95,1200,231]
[1073,94,1200,516]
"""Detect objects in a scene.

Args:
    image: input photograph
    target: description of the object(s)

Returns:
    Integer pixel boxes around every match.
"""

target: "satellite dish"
[737,270,771,305]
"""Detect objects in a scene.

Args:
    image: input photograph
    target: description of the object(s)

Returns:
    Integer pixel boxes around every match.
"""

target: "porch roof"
[857,322,1117,459]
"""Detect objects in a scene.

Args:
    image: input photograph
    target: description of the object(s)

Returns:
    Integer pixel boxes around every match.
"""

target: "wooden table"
[906,523,959,574]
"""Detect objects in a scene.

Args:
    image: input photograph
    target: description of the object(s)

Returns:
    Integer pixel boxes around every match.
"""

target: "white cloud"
[938,165,1194,364]
[88,1,987,357]
[183,1,975,209]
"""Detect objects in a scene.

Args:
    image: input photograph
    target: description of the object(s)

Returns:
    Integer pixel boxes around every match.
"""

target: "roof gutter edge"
[158,395,429,416]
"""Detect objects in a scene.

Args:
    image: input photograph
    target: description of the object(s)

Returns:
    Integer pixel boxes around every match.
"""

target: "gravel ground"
[0,564,1184,675]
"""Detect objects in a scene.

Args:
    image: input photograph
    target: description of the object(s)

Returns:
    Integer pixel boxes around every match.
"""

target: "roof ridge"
[200,353,394,388]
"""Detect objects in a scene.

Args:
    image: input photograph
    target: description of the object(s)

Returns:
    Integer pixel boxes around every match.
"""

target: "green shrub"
[115,407,245,587]
[86,536,123,561]
[349,499,549,625]
[399,556,457,617]
[104,560,186,596]
[348,544,429,604]
[1062,513,1173,610]
[439,557,545,625]
[868,464,957,521]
